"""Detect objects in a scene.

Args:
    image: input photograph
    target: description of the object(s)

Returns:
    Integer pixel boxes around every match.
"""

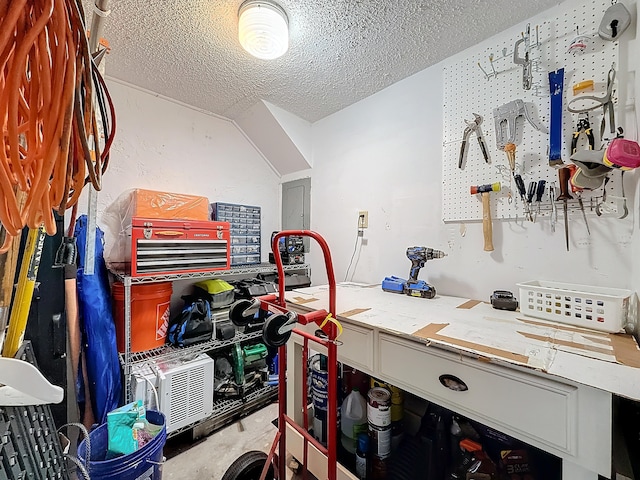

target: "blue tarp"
[75,215,121,423]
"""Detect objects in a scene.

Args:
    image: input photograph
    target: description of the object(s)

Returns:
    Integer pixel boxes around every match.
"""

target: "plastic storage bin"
[516,280,633,333]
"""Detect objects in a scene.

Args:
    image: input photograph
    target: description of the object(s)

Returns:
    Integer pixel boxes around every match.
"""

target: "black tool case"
[257,272,311,291]
[230,278,277,299]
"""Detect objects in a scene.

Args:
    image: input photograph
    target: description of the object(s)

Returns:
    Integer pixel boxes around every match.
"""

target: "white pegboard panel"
[442,0,623,223]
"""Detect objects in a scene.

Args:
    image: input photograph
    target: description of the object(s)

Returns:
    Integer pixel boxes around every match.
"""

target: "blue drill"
[404,247,447,299]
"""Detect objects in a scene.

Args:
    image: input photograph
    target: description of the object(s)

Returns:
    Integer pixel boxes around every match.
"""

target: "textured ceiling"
[85,0,559,122]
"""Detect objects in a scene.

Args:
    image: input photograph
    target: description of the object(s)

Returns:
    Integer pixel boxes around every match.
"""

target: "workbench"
[283,283,640,480]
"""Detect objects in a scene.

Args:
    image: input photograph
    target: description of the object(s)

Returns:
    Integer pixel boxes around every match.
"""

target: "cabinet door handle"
[439,374,468,392]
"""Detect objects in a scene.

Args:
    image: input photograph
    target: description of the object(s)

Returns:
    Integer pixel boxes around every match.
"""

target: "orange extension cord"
[0,0,115,252]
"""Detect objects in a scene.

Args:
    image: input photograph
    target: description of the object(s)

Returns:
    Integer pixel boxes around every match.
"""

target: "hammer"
[470,182,501,252]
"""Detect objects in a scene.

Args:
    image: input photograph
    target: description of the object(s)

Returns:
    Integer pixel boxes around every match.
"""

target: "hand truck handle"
[271,230,337,321]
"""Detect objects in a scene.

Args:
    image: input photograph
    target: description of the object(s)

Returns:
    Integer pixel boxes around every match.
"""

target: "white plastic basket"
[516,280,633,333]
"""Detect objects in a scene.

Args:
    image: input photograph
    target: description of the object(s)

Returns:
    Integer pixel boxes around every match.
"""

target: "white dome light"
[238,1,289,60]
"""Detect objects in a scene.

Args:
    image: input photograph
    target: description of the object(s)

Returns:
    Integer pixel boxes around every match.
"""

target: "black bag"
[167,298,213,347]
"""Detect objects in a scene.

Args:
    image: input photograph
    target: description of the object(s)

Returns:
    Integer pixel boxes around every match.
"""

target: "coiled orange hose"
[0,0,115,253]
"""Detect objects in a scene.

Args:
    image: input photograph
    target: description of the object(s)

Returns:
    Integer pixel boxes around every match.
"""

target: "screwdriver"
[505,143,517,175]
[535,180,546,214]
[514,174,529,219]
[527,181,536,221]
[557,167,573,251]
[548,182,557,232]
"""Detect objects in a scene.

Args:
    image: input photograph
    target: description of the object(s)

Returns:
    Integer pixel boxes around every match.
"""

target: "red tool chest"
[127,218,230,277]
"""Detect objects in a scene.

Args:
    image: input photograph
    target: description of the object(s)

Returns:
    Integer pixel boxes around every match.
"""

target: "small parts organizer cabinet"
[283,284,640,480]
[211,202,261,266]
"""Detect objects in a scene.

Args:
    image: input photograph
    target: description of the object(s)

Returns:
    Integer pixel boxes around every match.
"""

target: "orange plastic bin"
[112,282,172,353]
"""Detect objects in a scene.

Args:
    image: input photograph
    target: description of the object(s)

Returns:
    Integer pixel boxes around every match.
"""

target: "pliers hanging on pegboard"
[570,113,595,154]
[459,113,490,168]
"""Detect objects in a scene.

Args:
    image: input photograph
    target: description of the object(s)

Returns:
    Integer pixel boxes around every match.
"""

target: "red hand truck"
[222,230,340,480]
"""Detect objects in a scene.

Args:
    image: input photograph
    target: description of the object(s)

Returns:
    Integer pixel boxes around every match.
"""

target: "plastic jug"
[341,387,368,454]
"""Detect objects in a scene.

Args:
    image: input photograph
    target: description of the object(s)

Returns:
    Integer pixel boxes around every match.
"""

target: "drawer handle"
[439,374,468,392]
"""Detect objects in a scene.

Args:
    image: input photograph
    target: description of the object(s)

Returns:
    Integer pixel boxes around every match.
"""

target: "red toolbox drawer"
[127,218,230,277]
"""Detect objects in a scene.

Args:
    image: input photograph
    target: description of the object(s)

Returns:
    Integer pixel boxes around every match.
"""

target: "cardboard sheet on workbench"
[286,284,640,399]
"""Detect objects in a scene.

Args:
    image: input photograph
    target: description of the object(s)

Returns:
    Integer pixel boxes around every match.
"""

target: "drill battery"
[404,281,436,299]
[382,276,405,293]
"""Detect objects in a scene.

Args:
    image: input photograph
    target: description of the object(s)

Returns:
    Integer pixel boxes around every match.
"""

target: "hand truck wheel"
[262,312,296,348]
[221,450,274,480]
[229,299,260,327]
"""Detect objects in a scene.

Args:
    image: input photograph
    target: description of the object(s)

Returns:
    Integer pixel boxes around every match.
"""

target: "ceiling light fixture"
[238,0,289,60]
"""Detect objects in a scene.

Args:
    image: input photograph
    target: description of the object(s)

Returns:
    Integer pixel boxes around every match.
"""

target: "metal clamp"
[513,24,533,90]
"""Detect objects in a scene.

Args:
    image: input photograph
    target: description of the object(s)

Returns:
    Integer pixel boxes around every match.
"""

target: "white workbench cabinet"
[377,333,610,477]
[284,284,637,479]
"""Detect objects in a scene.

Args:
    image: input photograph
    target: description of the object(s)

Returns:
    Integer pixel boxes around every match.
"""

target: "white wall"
[77,80,281,303]
[307,0,640,304]
[630,1,640,333]
[78,79,281,255]
[629,3,640,302]
[75,1,639,312]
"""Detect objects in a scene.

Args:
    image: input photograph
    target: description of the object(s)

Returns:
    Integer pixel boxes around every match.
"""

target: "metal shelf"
[118,330,264,369]
[167,384,278,439]
[211,384,277,417]
[116,261,308,403]
[111,263,309,285]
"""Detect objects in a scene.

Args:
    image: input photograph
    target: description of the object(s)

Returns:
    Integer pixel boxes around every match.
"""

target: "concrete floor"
[163,403,306,479]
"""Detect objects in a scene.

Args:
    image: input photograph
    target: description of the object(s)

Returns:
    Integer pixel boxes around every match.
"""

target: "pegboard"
[442,0,625,223]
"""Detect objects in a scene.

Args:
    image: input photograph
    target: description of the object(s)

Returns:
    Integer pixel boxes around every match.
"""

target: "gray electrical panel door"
[281,178,310,251]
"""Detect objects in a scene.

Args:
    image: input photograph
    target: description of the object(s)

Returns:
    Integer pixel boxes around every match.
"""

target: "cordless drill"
[403,247,446,299]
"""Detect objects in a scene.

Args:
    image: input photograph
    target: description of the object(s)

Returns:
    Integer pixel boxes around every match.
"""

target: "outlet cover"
[358,211,368,228]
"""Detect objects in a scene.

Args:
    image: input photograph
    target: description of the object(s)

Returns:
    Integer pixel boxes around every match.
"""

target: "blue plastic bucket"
[78,410,166,480]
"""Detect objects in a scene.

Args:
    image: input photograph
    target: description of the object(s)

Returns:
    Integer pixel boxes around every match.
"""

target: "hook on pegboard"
[477,53,504,80]
[568,26,594,54]
[477,23,542,88]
